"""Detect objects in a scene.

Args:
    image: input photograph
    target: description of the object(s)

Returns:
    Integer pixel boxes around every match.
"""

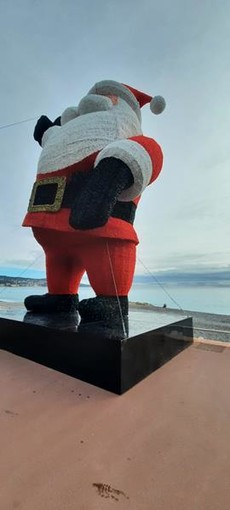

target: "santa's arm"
[94,135,163,201]
[69,136,163,230]
[33,115,61,146]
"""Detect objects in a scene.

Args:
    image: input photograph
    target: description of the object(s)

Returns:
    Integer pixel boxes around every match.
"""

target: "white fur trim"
[78,94,113,115]
[88,80,141,121]
[94,139,152,201]
[41,125,61,148]
[37,100,142,175]
[61,107,79,125]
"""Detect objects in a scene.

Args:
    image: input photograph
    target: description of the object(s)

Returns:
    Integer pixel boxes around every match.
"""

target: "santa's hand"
[33,115,61,146]
[69,157,134,230]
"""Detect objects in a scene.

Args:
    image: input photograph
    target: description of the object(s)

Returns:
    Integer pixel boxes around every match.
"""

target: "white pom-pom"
[150,96,166,115]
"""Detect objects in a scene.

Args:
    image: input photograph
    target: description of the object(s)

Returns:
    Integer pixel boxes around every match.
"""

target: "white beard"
[37,100,142,174]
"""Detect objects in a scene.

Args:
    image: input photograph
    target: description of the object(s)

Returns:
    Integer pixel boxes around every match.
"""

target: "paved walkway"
[1,343,230,509]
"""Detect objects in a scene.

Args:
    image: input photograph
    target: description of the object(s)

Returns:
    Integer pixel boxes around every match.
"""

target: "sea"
[0,283,229,316]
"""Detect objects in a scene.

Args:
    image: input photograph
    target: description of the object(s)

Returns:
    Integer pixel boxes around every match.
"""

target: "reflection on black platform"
[77,317,128,340]
[23,312,128,339]
[0,306,193,394]
[23,311,79,332]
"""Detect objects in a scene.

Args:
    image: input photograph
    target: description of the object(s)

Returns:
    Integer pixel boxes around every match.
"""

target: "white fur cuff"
[94,140,152,201]
[41,125,60,148]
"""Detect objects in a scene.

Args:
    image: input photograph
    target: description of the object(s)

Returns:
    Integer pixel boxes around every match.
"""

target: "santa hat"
[88,80,166,119]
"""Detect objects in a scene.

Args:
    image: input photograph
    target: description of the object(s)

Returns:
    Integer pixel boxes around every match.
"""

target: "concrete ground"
[0,342,230,510]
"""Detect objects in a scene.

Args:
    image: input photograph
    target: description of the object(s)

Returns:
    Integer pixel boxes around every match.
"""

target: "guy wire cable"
[0,114,191,321]
[137,256,189,316]
[0,114,43,299]
[106,240,127,338]
[0,117,38,131]
[0,253,44,300]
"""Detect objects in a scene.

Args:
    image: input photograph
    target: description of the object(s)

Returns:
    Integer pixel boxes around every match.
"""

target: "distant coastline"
[1,269,229,288]
[0,276,47,287]
[0,276,89,288]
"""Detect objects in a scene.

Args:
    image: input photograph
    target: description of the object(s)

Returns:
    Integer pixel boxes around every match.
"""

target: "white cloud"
[0,0,229,275]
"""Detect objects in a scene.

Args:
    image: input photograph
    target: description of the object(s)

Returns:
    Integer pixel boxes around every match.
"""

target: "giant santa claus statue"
[23,80,165,333]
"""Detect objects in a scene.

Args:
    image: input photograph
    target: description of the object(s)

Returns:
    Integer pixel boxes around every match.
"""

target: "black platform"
[0,306,193,394]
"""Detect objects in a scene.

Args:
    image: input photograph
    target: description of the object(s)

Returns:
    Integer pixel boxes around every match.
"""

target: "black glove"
[33,115,61,146]
[69,157,134,230]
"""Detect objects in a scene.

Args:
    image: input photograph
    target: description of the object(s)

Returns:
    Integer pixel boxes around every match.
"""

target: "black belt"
[28,174,136,225]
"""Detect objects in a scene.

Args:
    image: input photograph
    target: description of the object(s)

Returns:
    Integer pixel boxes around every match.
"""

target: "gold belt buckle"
[28,176,67,213]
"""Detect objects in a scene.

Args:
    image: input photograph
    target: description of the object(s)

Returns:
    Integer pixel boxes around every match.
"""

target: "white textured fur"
[78,94,113,115]
[150,96,166,115]
[37,99,142,175]
[61,107,79,125]
[94,140,152,201]
[41,126,60,148]
[88,80,141,121]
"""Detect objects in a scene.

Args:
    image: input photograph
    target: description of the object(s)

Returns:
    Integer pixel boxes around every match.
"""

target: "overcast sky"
[0,0,229,277]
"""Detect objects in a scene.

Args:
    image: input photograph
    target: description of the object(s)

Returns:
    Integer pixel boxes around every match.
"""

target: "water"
[0,283,229,316]
[130,284,230,316]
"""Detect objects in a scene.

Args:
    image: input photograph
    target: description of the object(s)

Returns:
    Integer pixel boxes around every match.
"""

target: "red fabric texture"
[24,210,139,242]
[22,135,163,237]
[129,135,163,184]
[123,84,152,108]
[33,228,136,296]
[23,135,162,296]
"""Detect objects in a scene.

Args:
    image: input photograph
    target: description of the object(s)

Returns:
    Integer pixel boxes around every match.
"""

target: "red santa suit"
[23,81,164,297]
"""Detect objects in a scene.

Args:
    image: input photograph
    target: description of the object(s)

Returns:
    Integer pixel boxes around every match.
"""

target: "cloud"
[136,249,230,273]
[1,0,230,277]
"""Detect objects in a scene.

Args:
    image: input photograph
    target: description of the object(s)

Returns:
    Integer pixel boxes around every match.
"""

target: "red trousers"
[33,228,136,296]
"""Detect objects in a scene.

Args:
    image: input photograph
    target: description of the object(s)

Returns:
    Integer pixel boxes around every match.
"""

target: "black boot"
[78,296,129,338]
[23,310,79,332]
[24,293,79,313]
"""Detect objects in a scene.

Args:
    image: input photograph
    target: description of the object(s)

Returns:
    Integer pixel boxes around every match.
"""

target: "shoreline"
[0,300,229,343]
[0,282,229,317]
[0,298,229,317]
